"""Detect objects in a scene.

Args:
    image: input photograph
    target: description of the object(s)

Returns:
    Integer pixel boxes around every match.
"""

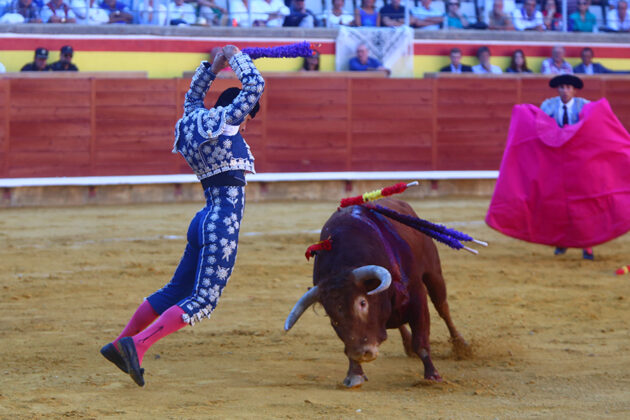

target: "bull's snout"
[349,344,379,363]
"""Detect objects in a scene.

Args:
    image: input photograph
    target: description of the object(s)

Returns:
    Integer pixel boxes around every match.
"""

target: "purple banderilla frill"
[242,42,314,60]
[368,204,488,254]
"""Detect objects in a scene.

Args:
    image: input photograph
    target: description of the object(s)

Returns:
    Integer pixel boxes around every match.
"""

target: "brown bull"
[285,198,470,388]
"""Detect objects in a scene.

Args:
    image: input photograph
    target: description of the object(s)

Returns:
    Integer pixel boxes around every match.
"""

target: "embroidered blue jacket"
[172,52,265,181]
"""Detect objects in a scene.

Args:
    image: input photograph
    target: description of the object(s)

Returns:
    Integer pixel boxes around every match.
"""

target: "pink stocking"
[132,305,187,365]
[114,300,158,344]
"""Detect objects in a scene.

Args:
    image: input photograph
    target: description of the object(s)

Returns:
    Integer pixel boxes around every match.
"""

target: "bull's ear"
[351,265,391,295]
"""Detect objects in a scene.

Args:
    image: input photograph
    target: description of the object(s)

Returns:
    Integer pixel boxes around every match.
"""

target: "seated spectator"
[573,47,629,73]
[163,0,197,25]
[488,0,514,29]
[251,0,289,27]
[100,0,133,23]
[70,0,109,24]
[445,0,469,28]
[541,45,573,74]
[569,0,596,31]
[50,45,78,71]
[283,0,318,27]
[606,0,630,31]
[512,0,544,31]
[301,50,320,71]
[472,45,503,74]
[542,0,562,30]
[325,0,354,27]
[380,0,405,27]
[505,49,532,73]
[440,47,473,73]
[21,47,51,72]
[411,0,443,29]
[0,0,42,23]
[349,43,389,75]
[41,0,77,22]
[198,0,228,26]
[354,0,379,26]
[229,0,251,26]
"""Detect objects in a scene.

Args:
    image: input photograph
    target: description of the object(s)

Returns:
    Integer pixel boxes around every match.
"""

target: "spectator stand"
[0,0,625,28]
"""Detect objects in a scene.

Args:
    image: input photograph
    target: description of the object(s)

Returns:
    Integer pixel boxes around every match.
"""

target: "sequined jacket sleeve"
[183,61,216,116]
[223,52,265,125]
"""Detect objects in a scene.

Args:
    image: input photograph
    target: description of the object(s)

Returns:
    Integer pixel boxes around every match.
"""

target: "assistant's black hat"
[60,45,74,55]
[549,74,583,89]
[35,47,48,59]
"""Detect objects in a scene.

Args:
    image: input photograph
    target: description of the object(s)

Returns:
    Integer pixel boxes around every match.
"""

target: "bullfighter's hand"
[223,45,240,61]
[210,51,228,74]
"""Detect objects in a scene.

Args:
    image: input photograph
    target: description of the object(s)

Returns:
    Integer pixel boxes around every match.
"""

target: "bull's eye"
[360,299,367,308]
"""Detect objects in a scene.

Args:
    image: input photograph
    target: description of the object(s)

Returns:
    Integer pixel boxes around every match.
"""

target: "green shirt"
[570,11,596,32]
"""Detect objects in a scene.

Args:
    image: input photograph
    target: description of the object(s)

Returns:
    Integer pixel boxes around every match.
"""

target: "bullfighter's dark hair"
[214,87,260,119]
[476,46,491,58]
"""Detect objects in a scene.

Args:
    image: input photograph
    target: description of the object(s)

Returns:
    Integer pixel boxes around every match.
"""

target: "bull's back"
[374,198,440,263]
[321,198,441,276]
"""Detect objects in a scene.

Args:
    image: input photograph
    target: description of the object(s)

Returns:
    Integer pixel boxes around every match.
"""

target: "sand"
[1,197,629,419]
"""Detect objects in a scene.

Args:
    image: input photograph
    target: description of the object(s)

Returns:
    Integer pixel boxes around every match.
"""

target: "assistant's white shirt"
[411,3,442,30]
[70,0,109,24]
[512,8,544,30]
[250,0,289,27]
[41,0,78,22]
[162,1,197,25]
[607,9,630,31]
[325,10,353,27]
[472,63,503,74]
[229,0,251,26]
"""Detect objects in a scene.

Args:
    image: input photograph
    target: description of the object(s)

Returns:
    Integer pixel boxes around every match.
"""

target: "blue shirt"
[349,57,382,71]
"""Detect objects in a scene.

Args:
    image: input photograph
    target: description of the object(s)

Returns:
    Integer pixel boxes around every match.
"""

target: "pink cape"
[486,98,630,248]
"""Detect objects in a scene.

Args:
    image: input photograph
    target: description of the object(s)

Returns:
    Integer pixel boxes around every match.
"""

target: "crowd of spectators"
[0,0,628,31]
[439,45,629,75]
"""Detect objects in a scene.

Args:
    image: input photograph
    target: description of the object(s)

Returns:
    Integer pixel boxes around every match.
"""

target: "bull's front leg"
[343,358,368,388]
[409,285,442,382]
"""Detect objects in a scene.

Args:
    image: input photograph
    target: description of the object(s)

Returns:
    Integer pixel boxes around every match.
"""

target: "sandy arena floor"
[1,197,629,419]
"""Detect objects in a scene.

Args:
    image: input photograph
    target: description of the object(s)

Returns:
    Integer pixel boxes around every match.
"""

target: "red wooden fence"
[1,75,629,178]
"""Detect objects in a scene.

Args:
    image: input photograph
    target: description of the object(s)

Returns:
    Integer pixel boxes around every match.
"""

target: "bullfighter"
[100,44,264,387]
[540,74,593,259]
[486,74,630,258]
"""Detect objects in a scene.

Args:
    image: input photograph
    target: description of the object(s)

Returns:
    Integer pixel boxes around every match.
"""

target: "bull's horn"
[284,286,320,332]
[351,265,392,296]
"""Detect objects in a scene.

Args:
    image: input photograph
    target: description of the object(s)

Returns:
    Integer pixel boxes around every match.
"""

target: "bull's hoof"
[424,372,443,382]
[343,374,367,388]
[450,334,473,360]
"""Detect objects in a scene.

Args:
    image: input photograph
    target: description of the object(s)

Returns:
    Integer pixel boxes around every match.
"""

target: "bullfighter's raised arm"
[222,51,265,126]
[183,61,216,116]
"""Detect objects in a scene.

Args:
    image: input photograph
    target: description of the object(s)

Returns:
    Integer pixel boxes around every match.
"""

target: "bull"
[285,198,470,388]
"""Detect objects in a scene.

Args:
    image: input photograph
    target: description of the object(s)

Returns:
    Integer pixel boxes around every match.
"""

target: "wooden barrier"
[1,75,629,178]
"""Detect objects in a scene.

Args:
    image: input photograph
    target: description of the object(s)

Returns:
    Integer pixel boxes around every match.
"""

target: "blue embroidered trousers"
[147,186,245,325]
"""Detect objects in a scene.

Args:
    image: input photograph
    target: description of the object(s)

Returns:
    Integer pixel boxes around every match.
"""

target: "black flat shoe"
[554,247,567,255]
[118,337,145,387]
[101,342,128,374]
